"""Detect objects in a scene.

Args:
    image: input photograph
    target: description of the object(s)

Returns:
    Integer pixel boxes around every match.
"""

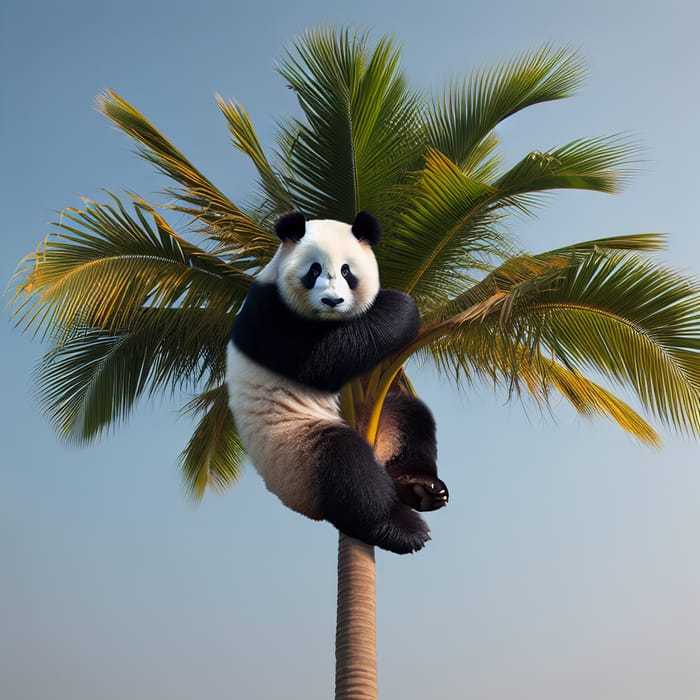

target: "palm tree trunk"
[335,532,378,699]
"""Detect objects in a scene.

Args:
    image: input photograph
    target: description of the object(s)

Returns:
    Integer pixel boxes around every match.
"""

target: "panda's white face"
[276,219,380,320]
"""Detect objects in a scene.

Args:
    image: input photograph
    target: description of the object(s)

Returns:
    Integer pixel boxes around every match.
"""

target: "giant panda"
[226,211,448,554]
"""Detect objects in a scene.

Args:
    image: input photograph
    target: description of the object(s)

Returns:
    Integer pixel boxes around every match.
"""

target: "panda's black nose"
[322,296,344,308]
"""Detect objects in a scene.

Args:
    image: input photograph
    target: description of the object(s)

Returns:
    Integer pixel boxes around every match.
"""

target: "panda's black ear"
[275,211,307,242]
[351,211,382,247]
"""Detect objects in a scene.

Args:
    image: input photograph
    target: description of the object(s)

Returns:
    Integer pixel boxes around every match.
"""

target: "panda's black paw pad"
[396,476,449,511]
[411,479,449,512]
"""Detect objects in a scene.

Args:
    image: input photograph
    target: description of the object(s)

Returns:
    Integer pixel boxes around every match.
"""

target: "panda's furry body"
[226,212,448,554]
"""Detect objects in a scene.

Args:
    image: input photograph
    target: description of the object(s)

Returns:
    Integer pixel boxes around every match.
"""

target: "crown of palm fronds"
[9,27,700,498]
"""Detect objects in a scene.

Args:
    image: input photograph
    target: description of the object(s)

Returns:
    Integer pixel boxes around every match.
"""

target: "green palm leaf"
[532,254,700,432]
[379,148,507,307]
[216,96,294,216]
[538,357,661,446]
[380,132,636,310]
[426,46,586,174]
[97,91,277,259]
[36,327,154,441]
[277,27,423,220]
[424,245,700,436]
[35,303,230,441]
[11,194,249,340]
[434,232,668,321]
[11,194,242,442]
[180,385,245,498]
[423,327,661,445]
[494,136,636,215]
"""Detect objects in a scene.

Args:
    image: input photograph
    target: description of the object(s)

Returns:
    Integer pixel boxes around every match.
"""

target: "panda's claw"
[394,475,449,512]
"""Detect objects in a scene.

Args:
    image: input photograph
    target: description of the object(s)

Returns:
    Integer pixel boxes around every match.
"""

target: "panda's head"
[269,211,381,320]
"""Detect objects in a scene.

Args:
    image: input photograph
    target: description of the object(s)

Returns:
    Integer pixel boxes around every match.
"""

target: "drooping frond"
[180,385,245,499]
[36,327,154,441]
[216,96,294,216]
[533,356,661,446]
[10,194,249,341]
[276,27,423,220]
[422,244,700,436]
[34,304,231,441]
[531,254,700,433]
[97,91,277,259]
[424,326,661,445]
[425,46,586,174]
[9,195,240,442]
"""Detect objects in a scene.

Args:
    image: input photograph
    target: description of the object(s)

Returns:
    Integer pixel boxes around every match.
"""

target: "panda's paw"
[413,478,449,512]
[394,475,449,512]
[372,504,431,554]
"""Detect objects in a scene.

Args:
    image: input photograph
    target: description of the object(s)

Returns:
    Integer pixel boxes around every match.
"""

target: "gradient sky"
[2,1,699,699]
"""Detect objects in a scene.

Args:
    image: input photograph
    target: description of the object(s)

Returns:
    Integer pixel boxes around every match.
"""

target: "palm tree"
[10,28,700,700]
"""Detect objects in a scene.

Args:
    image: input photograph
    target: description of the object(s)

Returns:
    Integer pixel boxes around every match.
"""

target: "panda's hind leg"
[315,423,431,554]
[374,393,449,512]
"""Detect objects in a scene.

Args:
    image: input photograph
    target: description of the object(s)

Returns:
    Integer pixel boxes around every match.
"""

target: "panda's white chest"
[225,345,342,518]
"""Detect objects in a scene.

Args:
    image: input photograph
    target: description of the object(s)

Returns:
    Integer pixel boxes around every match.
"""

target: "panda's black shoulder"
[230,281,335,375]
[231,282,292,334]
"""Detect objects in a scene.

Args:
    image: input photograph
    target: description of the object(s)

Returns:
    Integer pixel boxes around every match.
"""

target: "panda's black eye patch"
[341,263,359,290]
[301,262,323,289]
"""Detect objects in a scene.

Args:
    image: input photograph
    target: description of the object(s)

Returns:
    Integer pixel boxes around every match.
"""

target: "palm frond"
[425,46,586,174]
[180,385,246,499]
[10,194,249,340]
[379,131,637,310]
[516,350,661,446]
[216,96,294,215]
[97,91,276,258]
[35,327,153,442]
[532,254,700,433]
[424,247,700,436]
[276,27,423,220]
[424,327,661,445]
[379,148,510,308]
[433,232,668,321]
[494,136,637,213]
[34,301,231,442]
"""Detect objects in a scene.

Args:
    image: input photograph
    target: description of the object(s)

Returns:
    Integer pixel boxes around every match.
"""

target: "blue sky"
[2,1,699,699]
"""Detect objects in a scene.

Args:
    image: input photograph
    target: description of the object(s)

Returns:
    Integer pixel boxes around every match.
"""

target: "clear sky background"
[2,1,699,699]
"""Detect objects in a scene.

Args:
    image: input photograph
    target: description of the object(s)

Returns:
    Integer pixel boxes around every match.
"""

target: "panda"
[226,211,448,554]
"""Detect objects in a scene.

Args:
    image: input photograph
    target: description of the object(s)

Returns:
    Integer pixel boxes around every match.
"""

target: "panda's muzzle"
[321,296,344,308]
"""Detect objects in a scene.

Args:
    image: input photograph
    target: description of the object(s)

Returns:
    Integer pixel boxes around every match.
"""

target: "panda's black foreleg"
[315,424,431,554]
[376,393,449,512]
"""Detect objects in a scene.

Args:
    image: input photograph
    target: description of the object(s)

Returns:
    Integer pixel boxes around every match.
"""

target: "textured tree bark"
[335,532,378,700]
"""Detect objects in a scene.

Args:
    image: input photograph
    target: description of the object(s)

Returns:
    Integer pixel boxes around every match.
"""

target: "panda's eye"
[341,263,359,290]
[301,262,323,290]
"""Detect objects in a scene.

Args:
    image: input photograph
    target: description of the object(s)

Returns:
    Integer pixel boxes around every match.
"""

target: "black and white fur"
[226,211,448,554]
